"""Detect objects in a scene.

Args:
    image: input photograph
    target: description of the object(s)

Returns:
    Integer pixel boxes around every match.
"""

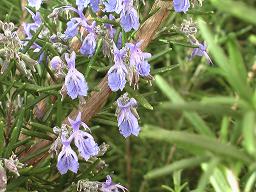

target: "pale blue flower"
[50,56,65,76]
[126,41,151,77]
[65,19,80,39]
[76,0,90,11]
[50,56,63,70]
[80,33,97,56]
[31,44,45,64]
[76,0,100,12]
[191,42,212,64]
[57,136,79,175]
[90,0,100,12]
[100,175,128,192]
[107,44,128,91]
[28,0,43,10]
[68,112,99,160]
[23,8,42,39]
[120,0,139,32]
[116,93,140,138]
[173,0,190,13]
[104,15,122,49]
[103,0,123,14]
[64,52,88,99]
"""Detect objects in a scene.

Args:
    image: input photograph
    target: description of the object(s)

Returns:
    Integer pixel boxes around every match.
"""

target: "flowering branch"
[21,0,172,165]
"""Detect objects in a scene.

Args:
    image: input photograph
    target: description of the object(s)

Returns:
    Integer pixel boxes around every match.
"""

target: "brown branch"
[63,0,172,123]
[21,0,172,165]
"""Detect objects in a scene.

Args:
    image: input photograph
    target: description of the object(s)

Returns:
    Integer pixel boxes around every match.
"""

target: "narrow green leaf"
[21,128,53,140]
[149,48,172,62]
[242,111,256,156]
[93,118,118,127]
[12,137,32,149]
[155,75,214,136]
[206,166,231,192]
[220,116,230,142]
[198,19,253,102]
[227,37,247,84]
[144,156,209,180]
[29,122,53,133]
[37,84,62,92]
[22,25,44,54]
[90,66,110,72]
[141,125,253,163]
[210,0,256,25]
[20,145,50,162]
[56,96,62,127]
[25,94,48,110]
[151,65,179,75]
[0,81,15,101]
[158,102,239,117]
[244,172,256,192]
[85,38,103,77]
[196,158,220,192]
[6,176,27,191]
[0,121,4,156]
[4,108,25,157]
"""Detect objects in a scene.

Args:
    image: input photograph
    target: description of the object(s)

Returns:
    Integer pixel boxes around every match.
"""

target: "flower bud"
[4,159,19,176]
[0,163,7,192]
[19,53,38,72]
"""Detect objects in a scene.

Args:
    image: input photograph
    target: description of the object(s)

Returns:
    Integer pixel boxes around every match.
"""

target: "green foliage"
[0,0,256,191]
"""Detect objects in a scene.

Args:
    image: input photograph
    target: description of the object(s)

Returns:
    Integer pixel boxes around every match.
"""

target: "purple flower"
[65,19,80,39]
[100,175,127,192]
[76,0,90,11]
[90,0,100,12]
[23,9,42,38]
[105,15,122,49]
[64,52,88,99]
[76,0,100,12]
[62,7,91,39]
[68,111,89,131]
[32,44,45,64]
[50,56,65,75]
[107,44,128,91]
[80,32,97,57]
[69,112,99,160]
[104,0,123,14]
[57,136,79,175]
[191,42,212,64]
[28,0,43,10]
[126,41,151,77]
[173,0,190,13]
[116,93,140,138]
[80,21,97,56]
[120,0,140,32]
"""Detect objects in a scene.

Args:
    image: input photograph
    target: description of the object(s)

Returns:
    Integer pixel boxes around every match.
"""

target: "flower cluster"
[0,153,24,191]
[104,0,139,32]
[108,41,151,91]
[0,20,39,78]
[54,112,99,174]
[28,0,43,10]
[173,0,190,13]
[25,0,142,186]
[191,41,212,64]
[22,8,48,64]
[100,175,127,192]
[116,93,140,138]
[50,51,88,100]
[76,175,127,192]
[174,3,212,64]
